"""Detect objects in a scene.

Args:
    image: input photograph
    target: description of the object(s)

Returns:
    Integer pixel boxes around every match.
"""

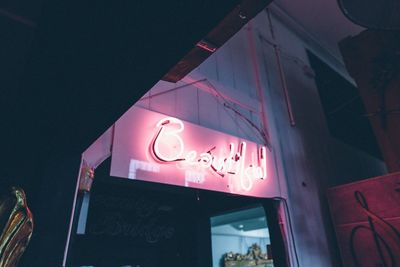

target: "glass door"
[210,205,274,267]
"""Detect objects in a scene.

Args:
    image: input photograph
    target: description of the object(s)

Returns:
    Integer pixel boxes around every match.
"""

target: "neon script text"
[151,117,267,191]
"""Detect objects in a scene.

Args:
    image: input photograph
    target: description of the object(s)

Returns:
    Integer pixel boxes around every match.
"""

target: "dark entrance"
[66,159,288,267]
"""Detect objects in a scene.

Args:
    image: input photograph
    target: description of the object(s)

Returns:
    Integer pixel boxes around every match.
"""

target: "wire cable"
[204,80,272,148]
[138,76,270,146]
[139,79,207,101]
[210,86,267,146]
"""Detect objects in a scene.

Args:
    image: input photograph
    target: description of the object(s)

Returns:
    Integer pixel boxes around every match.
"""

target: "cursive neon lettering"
[152,117,185,162]
[151,117,267,191]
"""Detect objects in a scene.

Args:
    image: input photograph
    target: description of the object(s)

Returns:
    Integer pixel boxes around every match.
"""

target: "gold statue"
[0,187,34,267]
[224,244,272,267]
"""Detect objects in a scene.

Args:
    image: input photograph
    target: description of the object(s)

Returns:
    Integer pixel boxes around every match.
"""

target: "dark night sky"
[0,1,264,265]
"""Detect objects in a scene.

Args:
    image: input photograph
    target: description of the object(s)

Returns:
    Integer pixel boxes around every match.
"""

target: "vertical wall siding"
[254,12,338,266]
[134,8,386,267]
[251,10,386,267]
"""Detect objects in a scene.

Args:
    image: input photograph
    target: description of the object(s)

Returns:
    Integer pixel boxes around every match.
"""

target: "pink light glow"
[152,117,185,162]
[151,117,267,191]
[110,106,278,197]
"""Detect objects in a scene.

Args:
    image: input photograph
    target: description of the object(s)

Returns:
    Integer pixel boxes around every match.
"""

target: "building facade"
[65,6,387,267]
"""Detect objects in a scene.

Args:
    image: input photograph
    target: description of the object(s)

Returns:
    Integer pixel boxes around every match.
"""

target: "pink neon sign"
[151,117,267,191]
[110,106,279,197]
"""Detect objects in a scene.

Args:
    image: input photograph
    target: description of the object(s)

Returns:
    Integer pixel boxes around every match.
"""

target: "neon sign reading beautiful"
[150,117,267,191]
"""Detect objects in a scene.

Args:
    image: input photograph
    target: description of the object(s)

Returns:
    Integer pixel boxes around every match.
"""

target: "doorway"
[66,160,288,267]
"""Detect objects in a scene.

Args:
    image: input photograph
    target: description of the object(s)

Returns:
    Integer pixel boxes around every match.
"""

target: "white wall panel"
[228,29,257,98]
[197,88,220,130]
[148,80,177,116]
[198,51,219,81]
[174,82,200,124]
[214,41,236,89]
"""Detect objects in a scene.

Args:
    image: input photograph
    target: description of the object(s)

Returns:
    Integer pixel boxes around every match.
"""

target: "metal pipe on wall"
[266,9,296,127]
[246,21,272,146]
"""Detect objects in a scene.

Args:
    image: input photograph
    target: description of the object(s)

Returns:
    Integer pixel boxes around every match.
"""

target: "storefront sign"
[110,106,279,197]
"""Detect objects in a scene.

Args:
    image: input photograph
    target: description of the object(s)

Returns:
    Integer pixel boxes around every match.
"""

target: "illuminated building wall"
[127,9,386,267]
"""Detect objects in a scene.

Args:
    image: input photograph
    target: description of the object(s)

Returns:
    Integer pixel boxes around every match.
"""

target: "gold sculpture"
[224,244,273,267]
[0,187,34,267]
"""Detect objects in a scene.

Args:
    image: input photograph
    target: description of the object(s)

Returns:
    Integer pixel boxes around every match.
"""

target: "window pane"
[210,205,274,267]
